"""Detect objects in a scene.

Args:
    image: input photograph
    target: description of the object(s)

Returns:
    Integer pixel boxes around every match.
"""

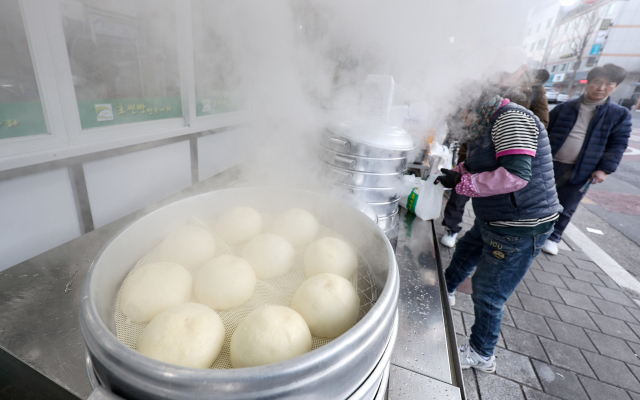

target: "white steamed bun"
[137,302,224,369]
[230,305,312,368]
[272,208,319,247]
[242,233,295,280]
[215,206,262,245]
[304,237,358,279]
[120,262,192,323]
[194,255,256,310]
[291,273,360,338]
[159,226,216,270]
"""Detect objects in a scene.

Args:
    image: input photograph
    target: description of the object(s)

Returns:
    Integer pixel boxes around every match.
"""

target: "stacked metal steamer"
[320,117,415,236]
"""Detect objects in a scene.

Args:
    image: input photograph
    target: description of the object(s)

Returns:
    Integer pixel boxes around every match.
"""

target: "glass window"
[546,18,553,29]
[537,39,546,50]
[607,3,615,16]
[551,65,557,73]
[191,0,242,117]
[0,0,48,140]
[527,27,532,36]
[536,23,541,33]
[559,43,565,53]
[530,43,536,52]
[60,0,182,130]
[560,63,567,72]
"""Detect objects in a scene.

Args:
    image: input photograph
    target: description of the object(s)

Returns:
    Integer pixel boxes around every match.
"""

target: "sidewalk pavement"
[436,202,640,400]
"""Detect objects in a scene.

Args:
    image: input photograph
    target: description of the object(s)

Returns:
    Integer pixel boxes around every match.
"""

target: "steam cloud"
[201,0,533,190]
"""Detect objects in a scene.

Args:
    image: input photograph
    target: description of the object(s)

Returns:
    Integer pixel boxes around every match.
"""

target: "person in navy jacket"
[542,64,632,255]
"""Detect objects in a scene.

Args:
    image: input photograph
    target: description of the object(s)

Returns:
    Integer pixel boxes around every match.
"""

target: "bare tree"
[542,0,610,94]
[564,6,607,94]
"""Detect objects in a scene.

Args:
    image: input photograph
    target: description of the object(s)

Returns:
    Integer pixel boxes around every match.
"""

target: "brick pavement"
[436,203,640,400]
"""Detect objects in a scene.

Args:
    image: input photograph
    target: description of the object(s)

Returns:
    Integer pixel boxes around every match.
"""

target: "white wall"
[0,168,81,271]
[83,141,193,229]
[198,130,244,181]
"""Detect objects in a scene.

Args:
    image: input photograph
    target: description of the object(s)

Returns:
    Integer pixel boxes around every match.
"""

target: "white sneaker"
[458,341,496,373]
[542,240,558,255]
[440,231,459,248]
[448,291,456,307]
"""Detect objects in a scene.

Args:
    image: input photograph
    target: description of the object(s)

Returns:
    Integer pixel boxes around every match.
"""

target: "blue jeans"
[444,218,553,357]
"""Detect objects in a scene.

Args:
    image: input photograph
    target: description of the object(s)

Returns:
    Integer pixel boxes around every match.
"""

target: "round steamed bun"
[272,208,319,247]
[215,206,262,245]
[242,233,295,280]
[120,262,192,323]
[291,273,360,338]
[159,226,216,270]
[304,237,358,279]
[137,302,224,369]
[194,255,256,310]
[230,305,312,368]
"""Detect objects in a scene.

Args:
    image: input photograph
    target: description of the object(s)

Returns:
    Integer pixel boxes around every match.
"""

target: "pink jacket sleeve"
[454,167,529,198]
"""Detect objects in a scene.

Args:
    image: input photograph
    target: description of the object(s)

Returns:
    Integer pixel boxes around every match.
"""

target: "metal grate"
[115,214,378,369]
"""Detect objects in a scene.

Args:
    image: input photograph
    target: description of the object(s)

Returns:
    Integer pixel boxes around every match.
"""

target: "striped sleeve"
[491,110,539,158]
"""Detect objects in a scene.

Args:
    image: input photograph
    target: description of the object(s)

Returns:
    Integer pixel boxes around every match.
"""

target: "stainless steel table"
[387,210,464,400]
[0,185,464,399]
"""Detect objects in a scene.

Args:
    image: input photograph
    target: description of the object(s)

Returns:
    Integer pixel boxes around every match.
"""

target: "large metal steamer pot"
[366,198,401,217]
[323,118,415,158]
[377,209,399,231]
[322,162,404,188]
[320,131,409,159]
[80,187,399,400]
[318,146,407,174]
[332,183,400,203]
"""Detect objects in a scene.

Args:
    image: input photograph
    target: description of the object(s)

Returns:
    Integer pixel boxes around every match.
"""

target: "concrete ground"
[436,202,640,400]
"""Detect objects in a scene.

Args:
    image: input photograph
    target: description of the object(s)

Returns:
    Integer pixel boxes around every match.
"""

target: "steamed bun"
[230,305,312,368]
[159,226,216,270]
[194,255,256,310]
[304,237,358,279]
[215,207,262,245]
[272,208,319,247]
[242,233,295,280]
[137,302,224,369]
[291,273,360,338]
[120,262,192,323]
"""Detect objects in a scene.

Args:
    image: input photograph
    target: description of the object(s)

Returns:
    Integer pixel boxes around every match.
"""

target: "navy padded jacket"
[548,95,631,185]
[465,103,563,222]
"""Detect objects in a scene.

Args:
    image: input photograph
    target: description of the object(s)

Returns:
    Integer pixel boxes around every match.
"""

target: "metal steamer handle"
[328,137,351,152]
[86,350,125,400]
[334,154,357,168]
[329,167,354,182]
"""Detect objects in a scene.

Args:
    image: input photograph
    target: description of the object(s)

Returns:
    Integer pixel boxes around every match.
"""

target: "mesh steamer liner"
[114,215,379,369]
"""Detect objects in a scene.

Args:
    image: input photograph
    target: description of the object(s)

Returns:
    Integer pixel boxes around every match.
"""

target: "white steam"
[201,0,533,189]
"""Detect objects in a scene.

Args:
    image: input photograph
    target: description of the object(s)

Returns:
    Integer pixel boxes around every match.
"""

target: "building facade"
[523,0,640,107]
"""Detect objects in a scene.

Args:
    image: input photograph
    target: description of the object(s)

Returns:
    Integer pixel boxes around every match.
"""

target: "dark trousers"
[548,161,588,243]
[442,187,471,234]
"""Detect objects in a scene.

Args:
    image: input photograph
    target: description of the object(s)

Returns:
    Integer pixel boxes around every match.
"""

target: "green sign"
[196,94,243,117]
[0,101,48,140]
[77,96,183,129]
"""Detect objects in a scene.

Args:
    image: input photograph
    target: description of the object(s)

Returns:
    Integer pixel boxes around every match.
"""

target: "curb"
[564,222,640,297]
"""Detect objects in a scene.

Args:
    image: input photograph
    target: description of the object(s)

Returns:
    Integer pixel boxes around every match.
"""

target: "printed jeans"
[444,217,553,357]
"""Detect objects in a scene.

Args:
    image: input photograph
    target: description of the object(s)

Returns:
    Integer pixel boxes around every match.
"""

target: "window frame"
[1,0,246,171]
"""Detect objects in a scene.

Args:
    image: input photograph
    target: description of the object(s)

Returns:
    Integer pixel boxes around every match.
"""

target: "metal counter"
[387,210,464,400]
[0,186,464,399]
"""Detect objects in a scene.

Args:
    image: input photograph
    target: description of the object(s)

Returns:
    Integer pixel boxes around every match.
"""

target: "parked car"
[546,88,559,103]
[557,93,570,102]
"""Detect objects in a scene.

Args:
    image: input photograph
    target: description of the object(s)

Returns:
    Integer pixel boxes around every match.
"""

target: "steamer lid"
[325,117,415,151]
